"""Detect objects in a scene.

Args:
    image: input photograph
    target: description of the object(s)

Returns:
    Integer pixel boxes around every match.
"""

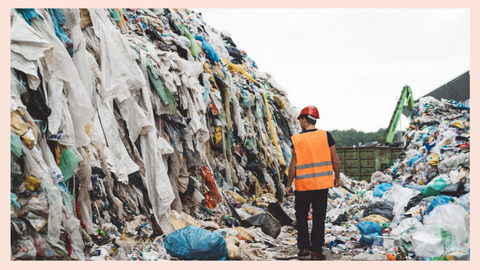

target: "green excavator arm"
[384,85,415,143]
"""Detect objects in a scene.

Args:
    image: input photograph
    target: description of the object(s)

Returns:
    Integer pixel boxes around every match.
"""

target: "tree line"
[329,128,403,147]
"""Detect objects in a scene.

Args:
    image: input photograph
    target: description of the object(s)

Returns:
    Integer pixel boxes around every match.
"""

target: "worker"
[285,105,341,260]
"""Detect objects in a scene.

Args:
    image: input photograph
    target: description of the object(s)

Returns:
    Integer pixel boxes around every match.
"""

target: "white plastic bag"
[422,204,469,251]
[411,231,445,258]
[383,184,420,224]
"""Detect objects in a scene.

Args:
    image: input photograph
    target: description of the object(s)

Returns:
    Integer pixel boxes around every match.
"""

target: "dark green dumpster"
[336,146,403,182]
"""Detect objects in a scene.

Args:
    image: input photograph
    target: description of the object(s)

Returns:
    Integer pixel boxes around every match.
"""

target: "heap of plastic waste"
[319,97,470,261]
[10,8,301,261]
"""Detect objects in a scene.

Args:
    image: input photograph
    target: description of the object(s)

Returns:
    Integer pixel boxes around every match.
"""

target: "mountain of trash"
[10,8,301,261]
[322,96,470,261]
[10,8,470,262]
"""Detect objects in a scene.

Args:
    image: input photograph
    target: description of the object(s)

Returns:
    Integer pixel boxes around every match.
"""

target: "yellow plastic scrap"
[244,206,263,216]
[224,189,247,204]
[361,214,391,224]
[24,176,42,191]
[272,95,286,109]
[250,176,264,198]
[84,122,91,136]
[170,211,200,230]
[261,146,273,165]
[79,9,92,29]
[266,184,275,196]
[452,120,464,129]
[427,153,441,166]
[261,90,286,165]
[225,237,240,259]
[222,58,259,84]
[203,63,220,90]
[11,110,37,149]
[214,126,222,144]
[116,8,126,28]
[255,200,269,208]
[235,227,254,242]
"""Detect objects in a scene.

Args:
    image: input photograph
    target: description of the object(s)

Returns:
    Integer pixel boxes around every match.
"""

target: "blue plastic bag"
[16,9,43,25]
[357,221,383,246]
[426,195,452,214]
[165,226,228,260]
[359,233,381,246]
[195,35,219,62]
[357,221,383,236]
[360,232,381,246]
[373,183,392,197]
[49,9,74,57]
[408,155,423,167]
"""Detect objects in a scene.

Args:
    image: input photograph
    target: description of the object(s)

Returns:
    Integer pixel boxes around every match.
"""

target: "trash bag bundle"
[10,8,301,261]
[164,226,228,260]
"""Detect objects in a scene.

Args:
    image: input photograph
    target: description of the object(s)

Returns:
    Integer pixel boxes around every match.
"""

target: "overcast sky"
[195,9,470,133]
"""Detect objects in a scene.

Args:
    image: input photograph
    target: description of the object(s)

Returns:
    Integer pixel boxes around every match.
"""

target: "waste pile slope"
[319,97,470,261]
[10,8,301,261]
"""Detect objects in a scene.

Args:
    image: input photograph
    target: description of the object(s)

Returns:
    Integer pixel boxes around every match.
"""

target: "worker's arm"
[330,145,341,187]
[285,149,296,195]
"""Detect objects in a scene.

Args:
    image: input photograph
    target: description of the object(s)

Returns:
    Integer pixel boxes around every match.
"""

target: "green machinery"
[384,85,415,143]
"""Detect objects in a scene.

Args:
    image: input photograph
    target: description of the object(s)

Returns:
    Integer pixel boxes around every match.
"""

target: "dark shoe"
[311,252,326,260]
[298,248,311,258]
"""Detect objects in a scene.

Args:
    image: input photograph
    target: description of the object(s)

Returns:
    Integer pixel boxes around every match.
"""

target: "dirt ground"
[272,245,352,261]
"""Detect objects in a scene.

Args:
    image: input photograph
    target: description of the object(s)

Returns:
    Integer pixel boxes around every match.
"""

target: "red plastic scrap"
[76,201,87,230]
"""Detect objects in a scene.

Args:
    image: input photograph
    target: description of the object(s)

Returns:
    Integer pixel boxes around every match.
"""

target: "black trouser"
[295,189,329,254]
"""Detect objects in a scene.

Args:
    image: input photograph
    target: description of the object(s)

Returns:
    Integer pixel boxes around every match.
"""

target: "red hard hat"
[297,105,319,120]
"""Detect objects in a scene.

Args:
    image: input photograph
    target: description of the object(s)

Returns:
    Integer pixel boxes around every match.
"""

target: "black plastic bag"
[440,182,465,197]
[241,212,281,239]
[145,28,166,44]
[333,213,348,226]
[17,70,52,121]
[225,198,242,227]
[267,202,294,226]
[404,192,426,212]
[363,201,394,220]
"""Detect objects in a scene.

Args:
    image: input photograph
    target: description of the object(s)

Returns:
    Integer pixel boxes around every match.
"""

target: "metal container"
[336,146,403,181]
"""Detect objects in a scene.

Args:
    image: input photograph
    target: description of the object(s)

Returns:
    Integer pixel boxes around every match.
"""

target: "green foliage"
[330,128,402,147]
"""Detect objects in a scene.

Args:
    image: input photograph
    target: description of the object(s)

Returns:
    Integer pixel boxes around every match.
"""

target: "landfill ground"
[10,8,469,261]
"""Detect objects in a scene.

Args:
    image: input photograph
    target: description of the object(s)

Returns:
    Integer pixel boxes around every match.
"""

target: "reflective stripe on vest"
[291,129,334,191]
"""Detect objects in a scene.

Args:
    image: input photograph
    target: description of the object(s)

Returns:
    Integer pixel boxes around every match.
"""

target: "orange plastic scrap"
[76,201,87,230]
[204,193,217,209]
[209,100,219,115]
[201,166,221,207]
[54,142,68,166]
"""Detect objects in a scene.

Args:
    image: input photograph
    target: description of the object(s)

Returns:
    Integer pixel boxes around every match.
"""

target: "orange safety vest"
[291,129,334,191]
